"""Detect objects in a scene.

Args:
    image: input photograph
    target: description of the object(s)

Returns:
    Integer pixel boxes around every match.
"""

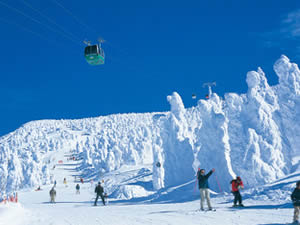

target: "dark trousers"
[94,194,105,206]
[233,191,242,205]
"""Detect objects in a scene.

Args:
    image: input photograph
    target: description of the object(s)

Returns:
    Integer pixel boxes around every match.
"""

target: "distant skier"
[94,182,105,206]
[49,187,56,203]
[80,178,84,184]
[197,168,215,211]
[63,178,67,187]
[35,186,41,191]
[230,176,244,207]
[76,184,80,194]
[291,181,300,224]
[54,180,57,187]
[91,179,94,187]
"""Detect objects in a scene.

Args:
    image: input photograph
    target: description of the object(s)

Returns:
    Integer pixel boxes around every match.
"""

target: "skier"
[49,187,56,203]
[54,180,57,187]
[80,178,84,184]
[35,186,41,191]
[63,178,67,187]
[291,181,300,224]
[76,184,80,194]
[230,176,244,207]
[94,182,105,206]
[197,168,215,211]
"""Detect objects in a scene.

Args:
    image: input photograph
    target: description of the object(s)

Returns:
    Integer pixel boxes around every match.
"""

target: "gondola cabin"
[84,44,105,65]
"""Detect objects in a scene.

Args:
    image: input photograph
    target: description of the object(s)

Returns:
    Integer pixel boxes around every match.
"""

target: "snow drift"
[1,55,300,196]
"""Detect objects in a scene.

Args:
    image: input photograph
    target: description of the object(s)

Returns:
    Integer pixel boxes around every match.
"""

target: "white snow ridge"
[1,55,300,225]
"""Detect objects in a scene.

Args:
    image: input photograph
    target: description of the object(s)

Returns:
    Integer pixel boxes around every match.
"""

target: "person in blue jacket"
[197,168,215,211]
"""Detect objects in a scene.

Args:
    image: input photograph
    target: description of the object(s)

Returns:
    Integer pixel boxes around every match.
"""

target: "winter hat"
[237,176,241,181]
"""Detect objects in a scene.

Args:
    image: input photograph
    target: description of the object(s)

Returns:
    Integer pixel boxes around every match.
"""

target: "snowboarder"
[94,182,105,206]
[76,184,80,194]
[230,176,244,207]
[291,181,300,224]
[49,187,56,203]
[197,168,215,211]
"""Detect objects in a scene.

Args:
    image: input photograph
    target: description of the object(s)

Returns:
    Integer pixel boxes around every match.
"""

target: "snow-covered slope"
[0,113,160,193]
[1,55,300,197]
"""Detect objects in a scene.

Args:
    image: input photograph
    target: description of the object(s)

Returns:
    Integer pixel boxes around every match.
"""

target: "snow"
[1,149,295,225]
[0,203,26,225]
[1,55,300,224]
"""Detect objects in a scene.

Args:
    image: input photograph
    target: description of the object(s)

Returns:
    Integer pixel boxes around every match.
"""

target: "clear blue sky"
[0,0,299,136]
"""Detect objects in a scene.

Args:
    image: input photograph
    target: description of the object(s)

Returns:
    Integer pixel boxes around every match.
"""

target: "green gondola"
[84,42,105,65]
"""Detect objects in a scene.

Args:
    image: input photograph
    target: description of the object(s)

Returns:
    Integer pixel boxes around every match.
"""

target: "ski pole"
[193,178,198,194]
[215,174,222,193]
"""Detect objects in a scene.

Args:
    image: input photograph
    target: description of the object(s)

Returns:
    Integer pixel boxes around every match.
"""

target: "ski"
[196,209,216,212]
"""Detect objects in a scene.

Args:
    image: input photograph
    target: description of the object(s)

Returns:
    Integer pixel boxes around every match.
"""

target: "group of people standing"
[196,168,244,211]
[197,168,300,224]
[48,178,107,206]
[45,167,300,224]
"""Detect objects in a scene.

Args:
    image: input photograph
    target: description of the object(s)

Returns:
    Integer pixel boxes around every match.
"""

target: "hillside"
[1,55,300,197]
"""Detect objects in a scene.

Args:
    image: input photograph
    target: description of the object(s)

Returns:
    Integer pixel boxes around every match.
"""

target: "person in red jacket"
[230,176,244,207]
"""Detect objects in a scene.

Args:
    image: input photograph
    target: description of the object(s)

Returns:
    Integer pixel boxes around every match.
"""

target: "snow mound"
[111,185,153,200]
[242,171,300,203]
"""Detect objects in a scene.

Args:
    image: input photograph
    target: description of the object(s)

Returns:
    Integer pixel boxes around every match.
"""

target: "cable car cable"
[0,16,78,54]
[49,0,95,35]
[0,0,82,46]
[20,0,83,44]
[0,16,53,44]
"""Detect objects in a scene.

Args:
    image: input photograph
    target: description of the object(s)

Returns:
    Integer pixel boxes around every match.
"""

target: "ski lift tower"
[203,82,216,99]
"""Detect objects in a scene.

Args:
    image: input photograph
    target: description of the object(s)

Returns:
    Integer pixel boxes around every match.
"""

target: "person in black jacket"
[76,184,80,194]
[94,182,105,206]
[291,181,300,224]
[197,168,215,210]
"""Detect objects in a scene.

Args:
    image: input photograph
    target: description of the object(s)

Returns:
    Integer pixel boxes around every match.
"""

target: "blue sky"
[0,0,299,136]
